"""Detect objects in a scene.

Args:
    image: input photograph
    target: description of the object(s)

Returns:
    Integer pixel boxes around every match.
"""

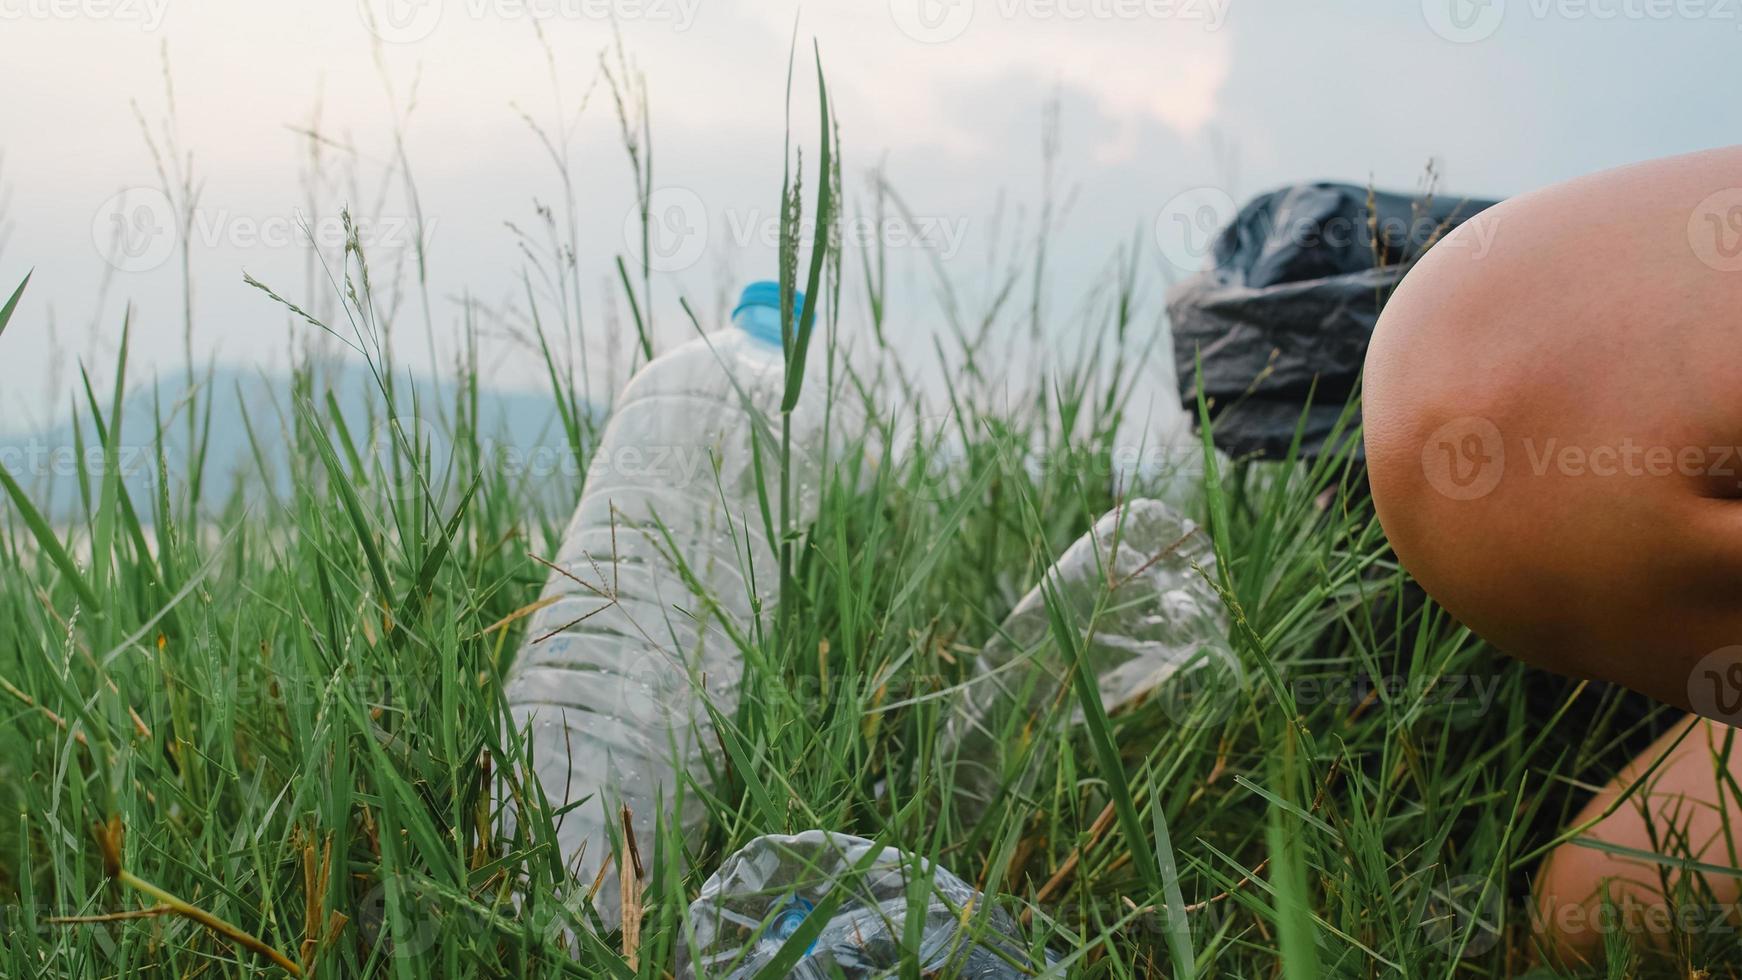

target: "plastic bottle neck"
[732,304,789,347]
[731,281,807,347]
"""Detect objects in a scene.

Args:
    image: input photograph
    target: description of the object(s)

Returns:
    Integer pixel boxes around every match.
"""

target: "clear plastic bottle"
[944,498,1235,823]
[678,831,1035,979]
[503,282,846,923]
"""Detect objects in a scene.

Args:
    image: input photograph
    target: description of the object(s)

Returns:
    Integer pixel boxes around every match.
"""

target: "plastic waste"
[678,830,1035,979]
[1165,182,1500,460]
[502,282,848,924]
[945,498,1234,822]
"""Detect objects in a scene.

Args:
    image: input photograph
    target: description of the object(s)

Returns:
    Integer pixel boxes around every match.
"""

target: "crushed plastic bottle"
[502,282,852,925]
[678,831,1036,979]
[945,498,1235,822]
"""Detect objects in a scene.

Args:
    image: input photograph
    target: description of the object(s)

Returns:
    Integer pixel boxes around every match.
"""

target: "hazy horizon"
[2,0,1736,432]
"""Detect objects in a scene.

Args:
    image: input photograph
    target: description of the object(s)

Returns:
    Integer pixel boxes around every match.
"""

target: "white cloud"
[727,0,1234,161]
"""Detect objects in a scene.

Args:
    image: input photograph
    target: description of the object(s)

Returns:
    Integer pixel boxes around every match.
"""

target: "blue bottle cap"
[732,280,808,346]
[765,894,817,954]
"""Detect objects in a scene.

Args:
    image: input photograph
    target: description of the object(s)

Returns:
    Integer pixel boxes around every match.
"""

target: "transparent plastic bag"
[679,831,1036,979]
[945,498,1235,820]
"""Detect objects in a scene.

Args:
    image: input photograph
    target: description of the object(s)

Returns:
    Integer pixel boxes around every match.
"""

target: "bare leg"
[1533,717,1742,966]
[1363,146,1742,960]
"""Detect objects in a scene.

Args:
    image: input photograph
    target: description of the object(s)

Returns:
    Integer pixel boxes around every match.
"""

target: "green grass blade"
[1152,785,1198,980]
[0,464,99,608]
[0,271,29,340]
[298,399,395,605]
[778,45,833,415]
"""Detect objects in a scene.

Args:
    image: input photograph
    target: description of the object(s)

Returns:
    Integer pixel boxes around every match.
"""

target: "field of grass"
[0,51,1731,980]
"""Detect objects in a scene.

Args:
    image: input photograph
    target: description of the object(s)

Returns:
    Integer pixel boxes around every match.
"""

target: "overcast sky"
[0,0,1736,428]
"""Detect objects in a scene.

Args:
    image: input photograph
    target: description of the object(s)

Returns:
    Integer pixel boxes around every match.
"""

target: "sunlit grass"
[0,47,1720,980]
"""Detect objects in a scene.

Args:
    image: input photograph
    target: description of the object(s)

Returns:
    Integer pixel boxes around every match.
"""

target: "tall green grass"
[0,46,1724,980]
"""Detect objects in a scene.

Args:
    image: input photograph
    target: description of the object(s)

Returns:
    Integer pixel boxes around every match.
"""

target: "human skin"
[1531,717,1742,968]
[1362,145,1742,962]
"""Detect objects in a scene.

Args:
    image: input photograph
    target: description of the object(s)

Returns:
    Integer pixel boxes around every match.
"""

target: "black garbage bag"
[1167,182,1500,460]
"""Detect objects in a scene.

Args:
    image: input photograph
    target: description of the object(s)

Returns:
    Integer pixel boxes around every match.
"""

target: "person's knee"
[1364,151,1742,709]
[1363,201,1590,676]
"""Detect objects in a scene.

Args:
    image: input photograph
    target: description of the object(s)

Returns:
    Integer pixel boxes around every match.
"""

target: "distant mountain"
[0,361,588,524]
